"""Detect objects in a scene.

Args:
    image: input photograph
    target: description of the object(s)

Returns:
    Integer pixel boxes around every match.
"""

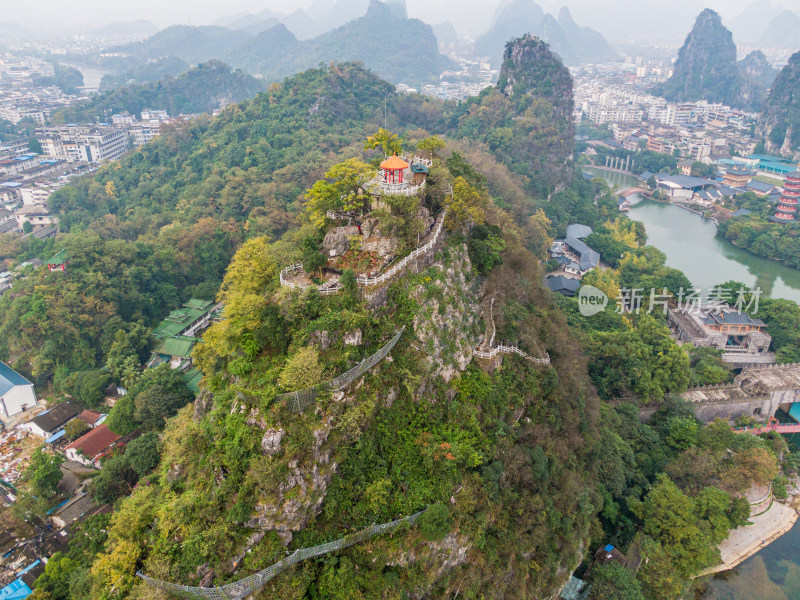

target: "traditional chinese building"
[771,167,800,223]
[46,248,68,271]
[667,305,773,365]
[722,163,755,188]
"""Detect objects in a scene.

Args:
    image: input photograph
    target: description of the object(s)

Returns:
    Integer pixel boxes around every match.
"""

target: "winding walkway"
[280,209,446,295]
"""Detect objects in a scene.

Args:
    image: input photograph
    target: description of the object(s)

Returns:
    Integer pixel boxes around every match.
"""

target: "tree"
[90,454,137,503]
[417,135,445,158]
[444,176,486,233]
[279,346,324,391]
[27,447,64,498]
[124,432,161,477]
[22,221,33,234]
[588,563,644,600]
[305,159,375,228]
[525,209,553,258]
[666,417,699,450]
[105,395,137,436]
[363,127,402,156]
[64,419,89,441]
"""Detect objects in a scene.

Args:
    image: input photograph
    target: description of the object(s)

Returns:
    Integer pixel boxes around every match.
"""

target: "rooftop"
[29,401,80,433]
[700,310,765,328]
[154,336,196,359]
[64,423,120,460]
[379,155,409,170]
[0,361,32,397]
[152,299,215,339]
[565,224,593,239]
[564,235,600,271]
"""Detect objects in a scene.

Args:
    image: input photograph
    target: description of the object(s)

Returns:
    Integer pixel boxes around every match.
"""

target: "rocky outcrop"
[654,9,766,111]
[322,225,359,256]
[739,50,778,89]
[360,217,398,257]
[756,51,800,159]
[411,244,483,383]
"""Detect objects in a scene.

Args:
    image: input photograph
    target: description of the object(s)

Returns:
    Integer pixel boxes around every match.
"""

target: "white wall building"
[0,361,37,419]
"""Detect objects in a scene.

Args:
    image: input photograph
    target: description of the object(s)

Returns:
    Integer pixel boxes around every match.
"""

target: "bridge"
[733,423,800,435]
[618,187,650,198]
[640,362,800,424]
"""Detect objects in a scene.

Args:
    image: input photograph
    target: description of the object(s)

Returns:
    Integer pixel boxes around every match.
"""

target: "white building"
[0,361,37,419]
[15,204,56,229]
[37,125,128,164]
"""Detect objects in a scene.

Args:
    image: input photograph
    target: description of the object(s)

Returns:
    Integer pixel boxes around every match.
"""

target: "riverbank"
[697,499,799,577]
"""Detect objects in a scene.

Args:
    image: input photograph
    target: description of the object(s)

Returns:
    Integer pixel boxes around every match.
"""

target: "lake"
[589,168,800,598]
[584,168,800,303]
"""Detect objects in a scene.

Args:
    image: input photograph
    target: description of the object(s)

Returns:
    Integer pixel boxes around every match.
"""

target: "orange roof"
[380,155,409,170]
[77,409,103,426]
[65,424,120,459]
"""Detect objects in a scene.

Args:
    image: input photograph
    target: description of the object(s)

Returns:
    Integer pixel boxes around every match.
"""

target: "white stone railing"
[278,263,340,295]
[400,155,433,167]
[356,208,445,286]
[373,181,426,196]
[473,345,550,364]
[279,210,446,294]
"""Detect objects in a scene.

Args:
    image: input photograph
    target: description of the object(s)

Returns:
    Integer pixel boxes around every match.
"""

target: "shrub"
[418,504,451,541]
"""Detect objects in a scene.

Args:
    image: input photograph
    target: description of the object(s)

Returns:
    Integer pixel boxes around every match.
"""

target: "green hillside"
[52,60,267,123]
[3,41,797,600]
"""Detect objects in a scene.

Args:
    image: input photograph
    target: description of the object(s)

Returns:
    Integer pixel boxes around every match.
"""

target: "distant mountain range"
[727,1,800,48]
[111,0,452,88]
[474,0,617,67]
[213,0,371,40]
[89,20,158,38]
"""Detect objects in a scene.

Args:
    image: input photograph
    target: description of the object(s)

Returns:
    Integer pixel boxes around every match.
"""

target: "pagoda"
[379,154,410,187]
[771,165,800,223]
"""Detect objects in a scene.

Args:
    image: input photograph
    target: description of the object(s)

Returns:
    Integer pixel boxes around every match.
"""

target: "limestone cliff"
[756,51,800,159]
[654,9,766,111]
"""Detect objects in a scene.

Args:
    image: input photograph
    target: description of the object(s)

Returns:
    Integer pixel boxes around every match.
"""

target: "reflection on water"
[584,168,800,303]
[704,431,800,598]
[586,168,800,598]
[704,521,800,600]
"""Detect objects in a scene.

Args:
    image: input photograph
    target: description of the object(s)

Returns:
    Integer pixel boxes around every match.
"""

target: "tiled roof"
[30,401,79,433]
[77,410,103,426]
[564,235,600,270]
[0,361,32,397]
[566,224,593,239]
[379,155,409,170]
[65,424,120,460]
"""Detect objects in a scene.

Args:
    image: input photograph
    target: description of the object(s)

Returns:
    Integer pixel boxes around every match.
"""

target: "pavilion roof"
[380,155,409,170]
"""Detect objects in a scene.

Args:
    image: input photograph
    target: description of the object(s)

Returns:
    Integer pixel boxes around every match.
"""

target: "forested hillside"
[52,60,266,123]
[756,51,800,158]
[3,37,797,600]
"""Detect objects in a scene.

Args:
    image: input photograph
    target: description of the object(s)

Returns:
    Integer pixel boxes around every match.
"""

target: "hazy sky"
[5,0,793,29]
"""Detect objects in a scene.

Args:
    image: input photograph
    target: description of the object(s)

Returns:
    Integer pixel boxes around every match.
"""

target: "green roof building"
[46,249,69,272]
[151,299,218,339]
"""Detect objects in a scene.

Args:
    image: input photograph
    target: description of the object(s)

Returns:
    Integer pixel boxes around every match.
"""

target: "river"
[584,168,800,303]
[588,168,800,598]
[60,62,109,93]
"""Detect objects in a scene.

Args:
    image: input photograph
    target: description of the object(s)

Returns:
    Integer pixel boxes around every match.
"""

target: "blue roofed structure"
[0,579,32,600]
[0,362,31,397]
[0,361,37,421]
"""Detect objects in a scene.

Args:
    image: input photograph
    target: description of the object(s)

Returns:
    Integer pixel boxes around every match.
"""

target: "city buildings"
[37,124,128,163]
